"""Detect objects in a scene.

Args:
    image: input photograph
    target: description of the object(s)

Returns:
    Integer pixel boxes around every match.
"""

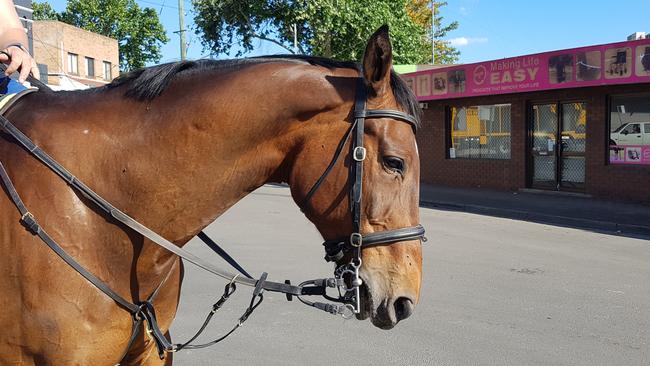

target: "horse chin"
[355,281,397,330]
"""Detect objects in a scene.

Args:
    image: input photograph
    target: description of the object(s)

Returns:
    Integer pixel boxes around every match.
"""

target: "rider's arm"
[0,0,40,82]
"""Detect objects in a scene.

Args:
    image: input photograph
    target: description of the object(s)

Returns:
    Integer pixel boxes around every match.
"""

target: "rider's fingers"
[3,47,41,82]
[4,52,21,76]
[30,62,40,80]
[18,58,30,83]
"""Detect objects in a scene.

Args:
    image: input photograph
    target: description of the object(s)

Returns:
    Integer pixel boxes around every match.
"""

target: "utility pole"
[178,0,186,60]
[431,0,436,64]
[293,24,298,54]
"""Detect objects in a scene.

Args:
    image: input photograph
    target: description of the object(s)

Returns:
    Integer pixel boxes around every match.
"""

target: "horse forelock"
[95,56,420,129]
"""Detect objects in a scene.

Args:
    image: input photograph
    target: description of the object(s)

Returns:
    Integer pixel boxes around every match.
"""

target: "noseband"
[301,78,426,314]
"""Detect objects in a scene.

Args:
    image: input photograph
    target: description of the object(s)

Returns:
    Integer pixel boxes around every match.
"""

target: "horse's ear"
[362,25,393,95]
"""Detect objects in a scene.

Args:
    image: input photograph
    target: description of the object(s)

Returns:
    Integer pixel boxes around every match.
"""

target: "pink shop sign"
[403,38,650,101]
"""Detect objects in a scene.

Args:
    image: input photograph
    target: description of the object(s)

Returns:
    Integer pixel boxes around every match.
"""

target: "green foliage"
[432,2,459,64]
[192,0,459,65]
[34,0,169,71]
[407,1,459,64]
[33,1,60,20]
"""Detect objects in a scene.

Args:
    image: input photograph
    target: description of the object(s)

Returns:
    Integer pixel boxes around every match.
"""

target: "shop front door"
[530,102,587,191]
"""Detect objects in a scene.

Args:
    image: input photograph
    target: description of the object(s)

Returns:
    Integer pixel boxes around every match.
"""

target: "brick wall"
[33,21,119,87]
[32,21,62,80]
[417,83,650,204]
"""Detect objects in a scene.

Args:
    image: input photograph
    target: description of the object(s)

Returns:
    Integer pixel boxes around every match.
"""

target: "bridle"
[0,77,425,361]
[300,78,426,314]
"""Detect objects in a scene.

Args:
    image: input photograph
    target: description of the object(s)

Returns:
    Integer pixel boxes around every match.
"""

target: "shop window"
[448,104,511,159]
[609,94,650,165]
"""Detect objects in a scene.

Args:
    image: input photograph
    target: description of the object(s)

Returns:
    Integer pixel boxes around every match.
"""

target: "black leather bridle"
[300,78,426,314]
[0,77,425,361]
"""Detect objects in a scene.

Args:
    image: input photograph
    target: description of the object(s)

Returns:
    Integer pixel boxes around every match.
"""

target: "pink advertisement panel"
[610,145,650,165]
[403,38,650,101]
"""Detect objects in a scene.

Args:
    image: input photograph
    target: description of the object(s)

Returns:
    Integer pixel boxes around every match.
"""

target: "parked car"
[610,122,650,145]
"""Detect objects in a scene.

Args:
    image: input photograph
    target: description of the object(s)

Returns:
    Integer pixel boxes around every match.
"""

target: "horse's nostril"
[394,297,414,322]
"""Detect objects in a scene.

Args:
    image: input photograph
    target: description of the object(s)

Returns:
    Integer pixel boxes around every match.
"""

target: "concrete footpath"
[420,184,650,237]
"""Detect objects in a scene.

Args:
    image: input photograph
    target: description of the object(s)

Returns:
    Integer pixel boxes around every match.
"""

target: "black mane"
[105,55,421,127]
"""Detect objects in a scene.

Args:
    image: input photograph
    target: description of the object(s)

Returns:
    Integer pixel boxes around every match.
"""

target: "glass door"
[559,103,586,190]
[531,104,558,189]
[530,102,587,191]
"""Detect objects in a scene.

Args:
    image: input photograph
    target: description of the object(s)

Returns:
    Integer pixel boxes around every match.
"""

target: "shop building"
[404,38,650,204]
[33,20,119,89]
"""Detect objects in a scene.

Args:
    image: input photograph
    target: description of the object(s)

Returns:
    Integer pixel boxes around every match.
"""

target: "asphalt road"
[171,185,650,366]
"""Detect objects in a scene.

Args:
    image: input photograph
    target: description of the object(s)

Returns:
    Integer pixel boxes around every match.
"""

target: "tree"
[32,1,59,20]
[33,0,169,71]
[192,0,459,65]
[407,0,459,64]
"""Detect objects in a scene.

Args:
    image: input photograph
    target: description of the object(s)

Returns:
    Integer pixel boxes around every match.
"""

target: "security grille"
[561,157,585,184]
[561,103,586,153]
[532,104,557,185]
[450,104,511,159]
[531,103,586,190]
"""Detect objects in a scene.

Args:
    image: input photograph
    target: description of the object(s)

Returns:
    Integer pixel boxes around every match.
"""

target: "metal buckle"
[340,304,356,319]
[349,232,362,247]
[353,146,366,161]
[21,211,34,222]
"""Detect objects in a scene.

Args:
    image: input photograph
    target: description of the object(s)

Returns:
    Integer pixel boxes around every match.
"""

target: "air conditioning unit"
[627,32,646,41]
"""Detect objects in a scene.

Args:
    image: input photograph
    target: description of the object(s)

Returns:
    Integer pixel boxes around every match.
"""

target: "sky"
[44,0,650,66]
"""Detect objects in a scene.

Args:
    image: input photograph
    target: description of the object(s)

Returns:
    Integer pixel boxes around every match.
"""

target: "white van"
[610,122,650,145]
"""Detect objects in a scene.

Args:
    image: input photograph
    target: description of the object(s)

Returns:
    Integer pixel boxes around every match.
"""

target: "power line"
[30,31,121,84]
[31,34,120,72]
[137,0,193,11]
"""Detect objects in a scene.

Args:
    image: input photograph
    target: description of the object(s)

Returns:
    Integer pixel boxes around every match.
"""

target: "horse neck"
[4,90,272,241]
[9,66,352,285]
[114,89,303,244]
[120,65,356,246]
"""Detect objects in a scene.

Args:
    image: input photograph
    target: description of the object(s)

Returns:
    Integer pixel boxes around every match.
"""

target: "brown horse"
[0,27,422,365]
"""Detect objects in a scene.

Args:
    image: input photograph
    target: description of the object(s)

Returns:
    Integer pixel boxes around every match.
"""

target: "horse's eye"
[383,156,405,174]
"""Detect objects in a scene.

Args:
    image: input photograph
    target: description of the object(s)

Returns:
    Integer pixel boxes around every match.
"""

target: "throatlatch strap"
[300,122,356,211]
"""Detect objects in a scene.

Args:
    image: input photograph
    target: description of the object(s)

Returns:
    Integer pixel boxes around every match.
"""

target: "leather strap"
[300,122,355,211]
[323,224,426,262]
[364,110,419,132]
[197,231,253,279]
[0,113,309,360]
[0,162,140,313]
[0,161,181,361]
[0,113,303,296]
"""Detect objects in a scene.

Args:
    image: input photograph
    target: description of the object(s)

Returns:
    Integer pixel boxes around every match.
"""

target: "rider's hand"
[0,44,40,83]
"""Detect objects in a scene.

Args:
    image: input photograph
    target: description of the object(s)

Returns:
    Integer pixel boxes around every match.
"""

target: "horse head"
[288,26,423,329]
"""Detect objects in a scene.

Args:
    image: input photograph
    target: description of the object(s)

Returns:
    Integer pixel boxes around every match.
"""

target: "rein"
[0,77,425,362]
[0,115,347,360]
